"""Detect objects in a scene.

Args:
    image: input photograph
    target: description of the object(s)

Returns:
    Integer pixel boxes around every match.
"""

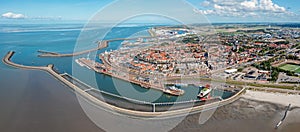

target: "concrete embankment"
[2,51,245,118]
[38,36,154,57]
[3,51,54,70]
[38,40,108,57]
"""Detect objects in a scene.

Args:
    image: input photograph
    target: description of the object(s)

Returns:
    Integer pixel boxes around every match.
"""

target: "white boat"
[169,86,179,90]
[175,83,188,87]
[198,87,211,98]
[75,59,84,67]
[163,86,185,96]
[75,58,92,70]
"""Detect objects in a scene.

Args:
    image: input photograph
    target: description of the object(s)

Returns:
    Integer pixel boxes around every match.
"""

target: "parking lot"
[277,72,300,84]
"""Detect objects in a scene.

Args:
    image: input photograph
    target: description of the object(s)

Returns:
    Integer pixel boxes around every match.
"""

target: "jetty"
[38,40,108,57]
[3,51,54,70]
[275,104,291,129]
[38,36,155,57]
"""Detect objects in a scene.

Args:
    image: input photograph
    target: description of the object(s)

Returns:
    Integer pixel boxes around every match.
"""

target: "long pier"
[2,51,245,118]
[38,40,108,57]
[275,104,291,129]
[38,36,155,57]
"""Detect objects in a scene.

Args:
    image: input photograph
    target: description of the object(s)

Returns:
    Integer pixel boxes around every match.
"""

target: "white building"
[224,69,238,74]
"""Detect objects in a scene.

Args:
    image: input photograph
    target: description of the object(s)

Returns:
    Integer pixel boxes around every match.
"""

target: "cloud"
[259,0,286,12]
[241,0,258,10]
[195,0,293,17]
[1,12,26,19]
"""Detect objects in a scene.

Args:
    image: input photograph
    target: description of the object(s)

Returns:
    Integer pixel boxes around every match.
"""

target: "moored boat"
[175,83,188,87]
[163,86,185,96]
[198,84,212,98]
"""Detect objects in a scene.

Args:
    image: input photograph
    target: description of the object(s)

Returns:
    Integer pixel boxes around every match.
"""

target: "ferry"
[198,84,212,98]
[163,86,185,96]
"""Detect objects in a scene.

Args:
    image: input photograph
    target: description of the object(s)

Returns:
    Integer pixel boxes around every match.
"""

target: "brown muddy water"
[0,69,299,132]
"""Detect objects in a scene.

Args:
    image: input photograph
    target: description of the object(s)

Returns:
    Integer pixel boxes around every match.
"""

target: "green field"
[279,64,300,73]
[294,68,300,73]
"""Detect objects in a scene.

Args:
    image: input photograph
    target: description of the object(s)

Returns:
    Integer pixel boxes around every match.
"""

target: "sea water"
[0,23,233,103]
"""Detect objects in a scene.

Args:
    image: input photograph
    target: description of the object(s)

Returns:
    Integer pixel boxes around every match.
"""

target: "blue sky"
[0,0,299,23]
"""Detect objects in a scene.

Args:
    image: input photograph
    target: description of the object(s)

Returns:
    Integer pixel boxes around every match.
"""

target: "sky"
[0,0,299,23]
